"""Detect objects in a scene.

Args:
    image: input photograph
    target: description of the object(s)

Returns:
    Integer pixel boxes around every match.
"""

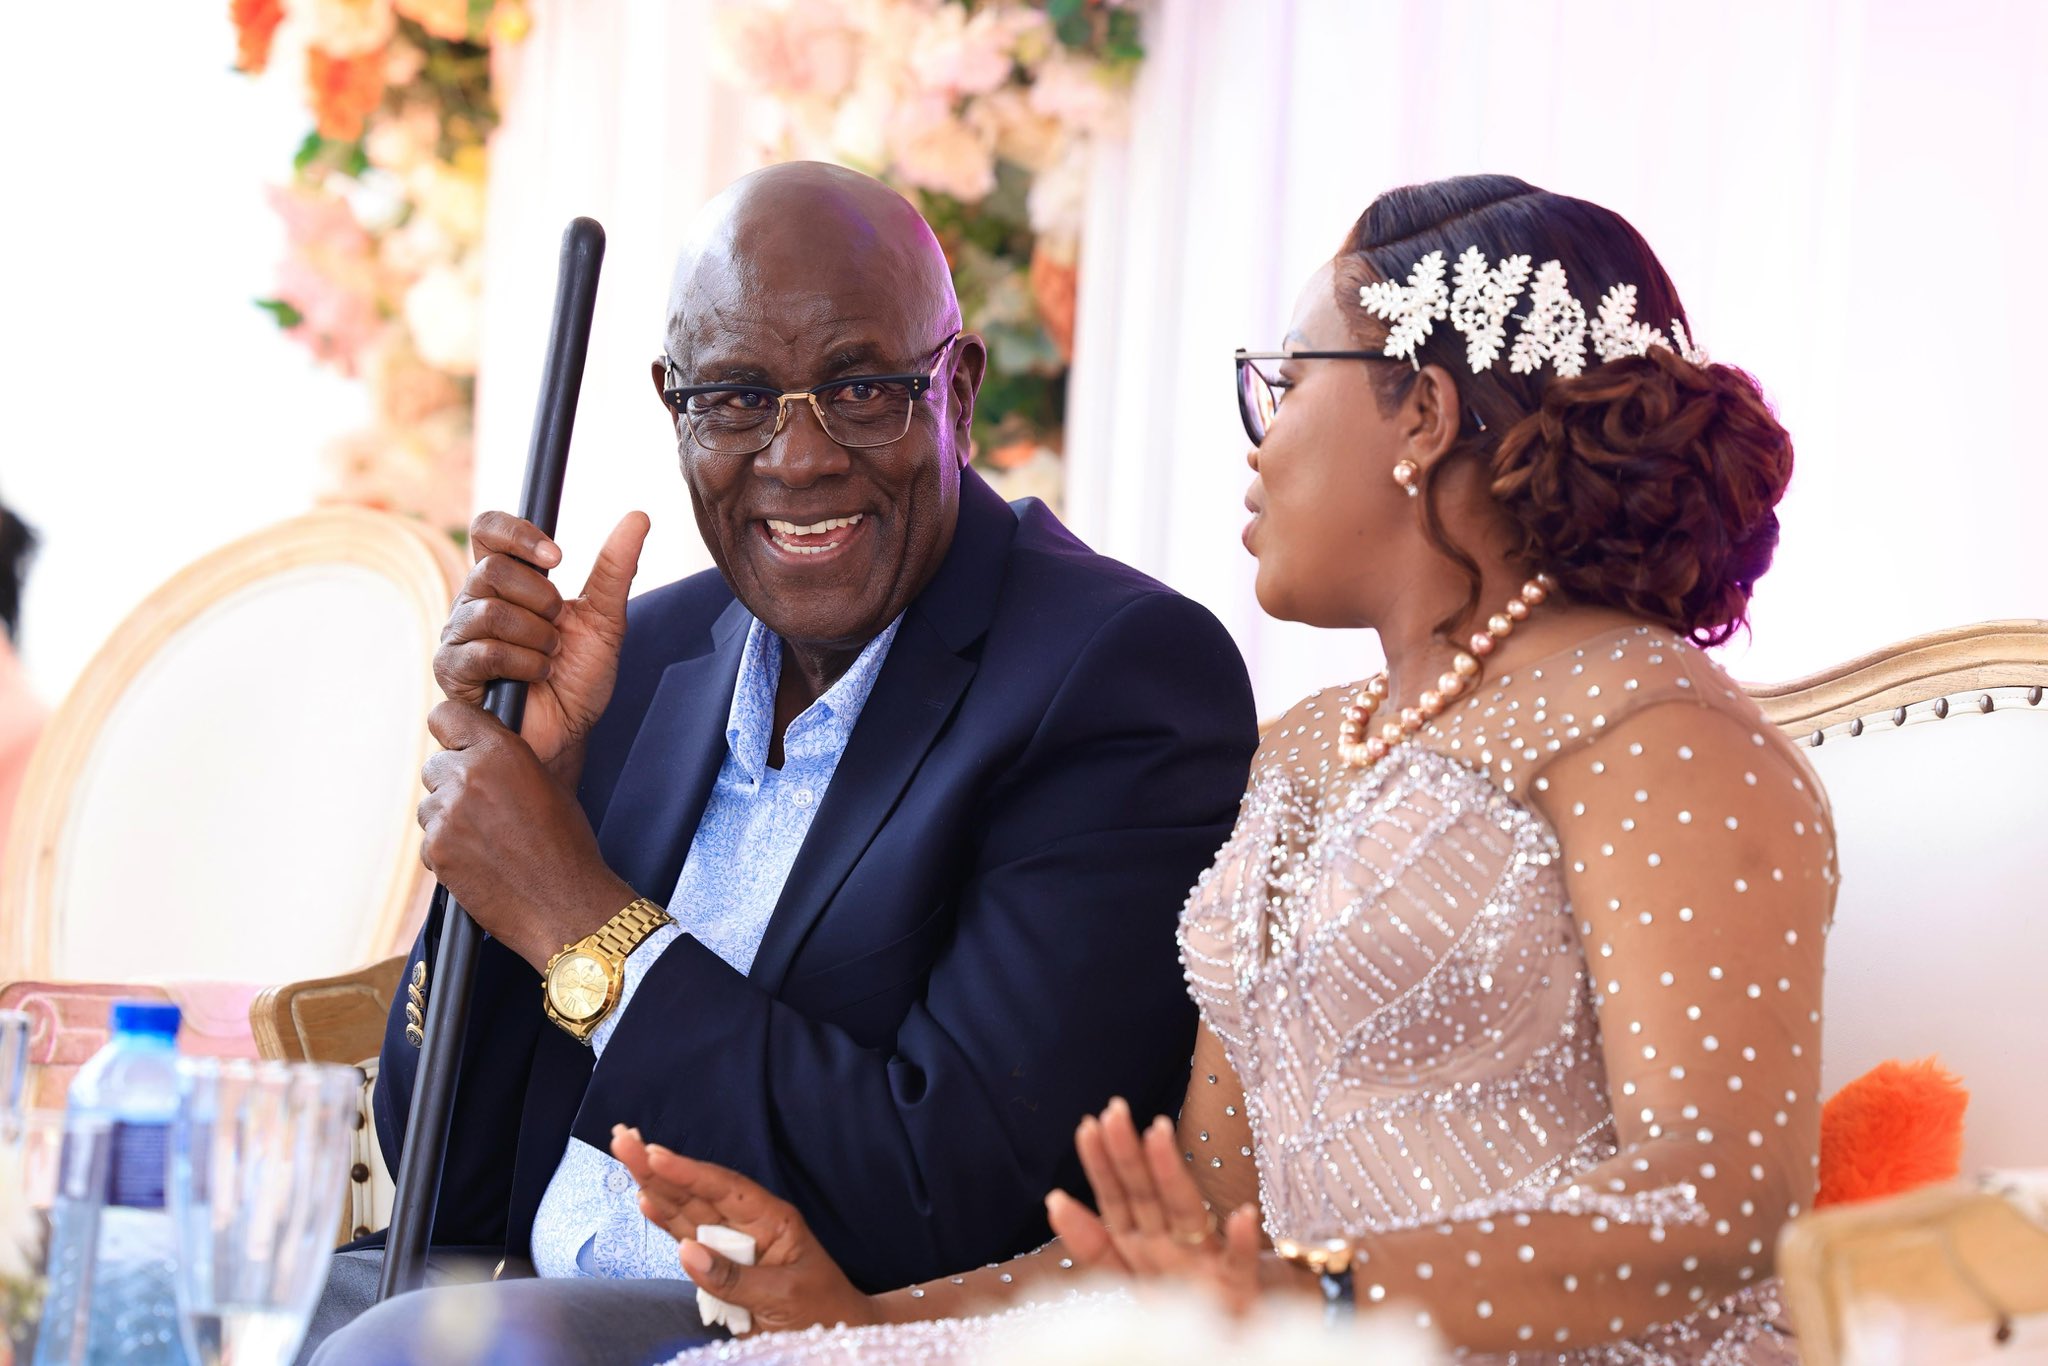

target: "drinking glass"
[0,1009,28,1142]
[3,1109,66,1362]
[168,1060,359,1366]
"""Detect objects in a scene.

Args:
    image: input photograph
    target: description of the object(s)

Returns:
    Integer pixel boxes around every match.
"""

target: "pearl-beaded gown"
[677,625,1837,1365]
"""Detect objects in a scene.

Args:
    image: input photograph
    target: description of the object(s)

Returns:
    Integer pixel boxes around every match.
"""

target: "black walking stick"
[379,217,606,1300]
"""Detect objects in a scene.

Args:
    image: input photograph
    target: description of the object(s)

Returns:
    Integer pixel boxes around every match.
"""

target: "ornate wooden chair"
[0,507,460,1239]
[1748,620,2048,1361]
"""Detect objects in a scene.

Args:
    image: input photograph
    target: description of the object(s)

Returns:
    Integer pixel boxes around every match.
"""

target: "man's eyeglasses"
[1234,348,1389,447]
[660,331,963,456]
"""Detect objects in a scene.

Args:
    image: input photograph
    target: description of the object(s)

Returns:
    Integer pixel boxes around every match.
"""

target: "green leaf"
[255,298,305,329]
[292,131,327,174]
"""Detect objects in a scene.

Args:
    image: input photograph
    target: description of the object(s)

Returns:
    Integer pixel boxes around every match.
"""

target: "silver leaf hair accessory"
[1357,250,1449,364]
[1448,247,1532,371]
[1509,260,1589,377]
[1359,248,1708,377]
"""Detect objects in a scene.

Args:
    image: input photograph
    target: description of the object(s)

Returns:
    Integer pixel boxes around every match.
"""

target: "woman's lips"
[1242,509,1262,553]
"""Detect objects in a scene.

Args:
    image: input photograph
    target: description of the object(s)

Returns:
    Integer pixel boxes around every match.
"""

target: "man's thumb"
[582,511,650,620]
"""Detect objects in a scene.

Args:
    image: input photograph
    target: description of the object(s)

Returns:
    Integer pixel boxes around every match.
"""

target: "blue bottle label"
[106,1120,169,1210]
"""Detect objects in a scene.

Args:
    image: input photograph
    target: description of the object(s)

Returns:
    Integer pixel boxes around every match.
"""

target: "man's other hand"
[435,510,650,780]
[418,699,636,970]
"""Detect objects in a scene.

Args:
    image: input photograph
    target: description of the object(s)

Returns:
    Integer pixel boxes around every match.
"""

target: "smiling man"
[304,162,1257,1364]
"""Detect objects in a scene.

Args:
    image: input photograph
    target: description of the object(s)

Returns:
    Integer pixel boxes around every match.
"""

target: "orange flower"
[1030,246,1078,363]
[231,0,285,74]
[306,47,387,142]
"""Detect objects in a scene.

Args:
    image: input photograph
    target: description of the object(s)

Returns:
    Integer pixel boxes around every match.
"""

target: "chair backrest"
[1745,619,2048,1174]
[0,507,463,987]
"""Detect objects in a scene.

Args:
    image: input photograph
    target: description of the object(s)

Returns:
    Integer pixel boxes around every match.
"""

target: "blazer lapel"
[596,600,750,904]
[747,471,1019,993]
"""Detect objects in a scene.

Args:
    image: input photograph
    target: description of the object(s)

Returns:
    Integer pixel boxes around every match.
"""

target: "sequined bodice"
[1176,625,1834,1362]
[1182,745,1616,1240]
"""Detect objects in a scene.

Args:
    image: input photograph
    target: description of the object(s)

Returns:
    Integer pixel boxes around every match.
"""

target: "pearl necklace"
[1337,573,1557,768]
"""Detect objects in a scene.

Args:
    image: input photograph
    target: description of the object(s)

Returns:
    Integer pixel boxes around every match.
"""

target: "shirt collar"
[725,613,905,781]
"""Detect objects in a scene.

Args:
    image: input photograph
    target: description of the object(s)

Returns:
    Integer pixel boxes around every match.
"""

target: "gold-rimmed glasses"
[660,331,963,455]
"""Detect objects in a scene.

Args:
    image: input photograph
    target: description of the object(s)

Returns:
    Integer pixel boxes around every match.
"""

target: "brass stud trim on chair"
[1933,696,1950,719]
[1848,716,1864,737]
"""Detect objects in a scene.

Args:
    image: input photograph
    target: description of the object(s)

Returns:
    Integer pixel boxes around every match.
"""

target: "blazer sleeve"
[370,900,546,1250]
[568,591,1258,1291]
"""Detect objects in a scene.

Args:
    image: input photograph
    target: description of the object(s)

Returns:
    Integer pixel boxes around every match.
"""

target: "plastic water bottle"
[34,1001,192,1365]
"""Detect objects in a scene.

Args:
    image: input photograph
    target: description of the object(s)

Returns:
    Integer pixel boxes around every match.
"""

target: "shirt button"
[606,1167,632,1194]
[791,787,814,807]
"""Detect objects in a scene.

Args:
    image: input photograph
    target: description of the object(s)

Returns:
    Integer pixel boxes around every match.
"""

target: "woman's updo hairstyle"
[1334,175,1794,647]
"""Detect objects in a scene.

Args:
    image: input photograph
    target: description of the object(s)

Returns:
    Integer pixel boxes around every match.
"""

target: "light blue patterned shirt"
[529,611,903,1280]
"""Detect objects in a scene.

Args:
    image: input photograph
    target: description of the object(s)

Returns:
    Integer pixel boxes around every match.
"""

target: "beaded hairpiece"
[1358,247,1709,378]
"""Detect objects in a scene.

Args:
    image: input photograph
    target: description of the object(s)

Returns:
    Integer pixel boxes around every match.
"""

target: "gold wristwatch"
[542,897,675,1044]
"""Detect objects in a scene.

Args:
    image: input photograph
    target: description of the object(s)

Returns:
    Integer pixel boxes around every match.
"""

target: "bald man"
[306,164,1256,1364]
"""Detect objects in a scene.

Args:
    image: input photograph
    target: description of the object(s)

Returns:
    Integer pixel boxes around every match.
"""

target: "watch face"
[547,951,611,1021]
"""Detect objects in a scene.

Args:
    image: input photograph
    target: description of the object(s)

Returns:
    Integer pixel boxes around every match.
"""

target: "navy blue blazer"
[372,470,1258,1292]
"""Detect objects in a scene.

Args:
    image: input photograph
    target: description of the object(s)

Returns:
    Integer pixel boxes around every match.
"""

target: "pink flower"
[888,94,996,201]
[906,4,1025,100]
[266,185,385,375]
[1028,50,1128,141]
[712,0,858,103]
[323,410,474,532]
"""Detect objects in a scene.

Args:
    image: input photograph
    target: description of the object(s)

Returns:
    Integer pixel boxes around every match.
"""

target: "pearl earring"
[1391,459,1420,497]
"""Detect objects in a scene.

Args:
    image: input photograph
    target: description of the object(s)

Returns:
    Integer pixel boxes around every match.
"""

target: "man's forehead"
[667,260,945,372]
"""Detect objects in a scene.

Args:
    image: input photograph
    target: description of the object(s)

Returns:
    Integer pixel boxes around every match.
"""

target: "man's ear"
[948,333,988,466]
[1404,363,1465,470]
[651,357,682,435]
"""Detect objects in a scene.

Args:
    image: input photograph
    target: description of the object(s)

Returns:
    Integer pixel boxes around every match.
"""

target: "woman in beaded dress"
[617,175,1835,1364]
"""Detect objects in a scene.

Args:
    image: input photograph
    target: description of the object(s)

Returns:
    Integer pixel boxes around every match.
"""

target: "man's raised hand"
[434,510,650,778]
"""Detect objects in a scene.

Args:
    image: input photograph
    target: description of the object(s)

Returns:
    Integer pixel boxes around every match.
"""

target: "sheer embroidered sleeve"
[1332,686,1836,1354]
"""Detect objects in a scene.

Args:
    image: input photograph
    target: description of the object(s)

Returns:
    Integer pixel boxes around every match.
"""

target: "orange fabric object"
[1815,1057,1969,1208]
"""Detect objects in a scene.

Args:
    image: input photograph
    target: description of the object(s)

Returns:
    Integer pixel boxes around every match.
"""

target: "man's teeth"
[767,513,862,553]
[766,514,862,537]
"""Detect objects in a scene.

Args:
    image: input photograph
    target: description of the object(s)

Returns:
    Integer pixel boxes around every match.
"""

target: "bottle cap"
[108,1000,182,1038]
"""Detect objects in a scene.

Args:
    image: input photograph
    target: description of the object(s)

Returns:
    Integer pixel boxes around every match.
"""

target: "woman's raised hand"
[1044,1097,1264,1314]
[610,1126,885,1335]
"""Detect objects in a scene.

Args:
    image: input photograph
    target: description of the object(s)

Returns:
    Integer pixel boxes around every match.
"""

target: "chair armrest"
[0,979,259,1110]
[249,956,405,1065]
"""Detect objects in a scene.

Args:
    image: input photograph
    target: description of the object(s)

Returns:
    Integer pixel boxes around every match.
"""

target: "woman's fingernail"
[1109,1096,1128,1118]
[611,1123,626,1138]
[679,1241,712,1276]
[536,540,561,566]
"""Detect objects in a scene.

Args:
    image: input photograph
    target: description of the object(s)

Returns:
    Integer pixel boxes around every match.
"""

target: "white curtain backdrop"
[1067,0,2048,715]
[473,0,750,608]
[0,8,361,704]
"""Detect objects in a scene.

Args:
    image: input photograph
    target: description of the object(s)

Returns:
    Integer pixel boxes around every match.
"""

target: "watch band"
[589,896,674,962]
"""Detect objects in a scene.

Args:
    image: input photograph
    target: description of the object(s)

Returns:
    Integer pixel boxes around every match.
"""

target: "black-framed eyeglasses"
[1234,348,1389,447]
[659,331,964,455]
[1235,347,1487,447]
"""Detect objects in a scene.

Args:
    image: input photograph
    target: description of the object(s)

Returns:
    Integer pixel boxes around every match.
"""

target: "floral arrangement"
[228,0,530,536]
[708,0,1144,508]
